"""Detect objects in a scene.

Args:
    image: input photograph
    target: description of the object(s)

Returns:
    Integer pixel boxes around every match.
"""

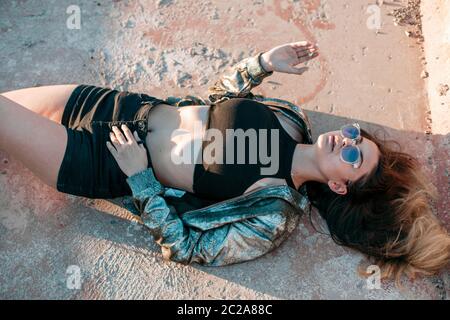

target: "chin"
[316,134,327,151]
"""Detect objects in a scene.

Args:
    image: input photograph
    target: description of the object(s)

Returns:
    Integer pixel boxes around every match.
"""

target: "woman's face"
[315,130,380,195]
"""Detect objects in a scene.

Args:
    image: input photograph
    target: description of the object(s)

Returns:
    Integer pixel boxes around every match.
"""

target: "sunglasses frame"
[339,123,362,169]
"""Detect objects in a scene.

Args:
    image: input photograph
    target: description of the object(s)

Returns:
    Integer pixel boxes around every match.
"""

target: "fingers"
[109,131,122,150]
[106,141,118,157]
[109,124,145,152]
[298,51,319,63]
[111,125,127,144]
[111,124,138,144]
[292,41,317,51]
[292,43,319,66]
[291,41,313,48]
[120,124,135,143]
[295,45,318,57]
[297,49,318,59]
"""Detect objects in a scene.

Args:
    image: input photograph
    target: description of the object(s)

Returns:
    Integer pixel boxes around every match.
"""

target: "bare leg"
[1,84,78,123]
[0,95,68,189]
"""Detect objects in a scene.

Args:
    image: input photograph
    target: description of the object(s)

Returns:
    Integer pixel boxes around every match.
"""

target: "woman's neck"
[291,143,327,188]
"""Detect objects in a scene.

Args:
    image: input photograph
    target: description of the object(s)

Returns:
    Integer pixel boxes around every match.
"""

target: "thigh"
[0,95,68,189]
[0,84,78,123]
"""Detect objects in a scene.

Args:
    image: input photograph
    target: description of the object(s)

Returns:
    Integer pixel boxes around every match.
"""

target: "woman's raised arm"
[207,41,318,103]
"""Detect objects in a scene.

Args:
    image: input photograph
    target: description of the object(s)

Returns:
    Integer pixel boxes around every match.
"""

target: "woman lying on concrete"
[1,41,448,284]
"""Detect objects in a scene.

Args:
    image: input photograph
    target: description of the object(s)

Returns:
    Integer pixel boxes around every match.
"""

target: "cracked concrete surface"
[0,0,448,299]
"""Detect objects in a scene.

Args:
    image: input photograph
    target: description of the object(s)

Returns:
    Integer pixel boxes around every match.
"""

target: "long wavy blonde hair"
[306,129,450,286]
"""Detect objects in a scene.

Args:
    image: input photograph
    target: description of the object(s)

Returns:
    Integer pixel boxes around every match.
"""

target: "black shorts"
[56,84,167,199]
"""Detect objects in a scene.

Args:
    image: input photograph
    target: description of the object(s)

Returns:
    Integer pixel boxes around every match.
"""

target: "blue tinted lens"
[341,145,360,163]
[342,125,359,139]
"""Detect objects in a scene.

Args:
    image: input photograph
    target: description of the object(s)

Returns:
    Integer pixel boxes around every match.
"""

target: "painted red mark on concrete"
[272,0,329,104]
[141,1,331,104]
[143,16,246,48]
[304,0,321,13]
[312,20,336,30]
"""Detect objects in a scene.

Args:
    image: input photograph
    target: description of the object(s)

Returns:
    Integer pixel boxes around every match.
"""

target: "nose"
[342,137,355,146]
[335,136,354,151]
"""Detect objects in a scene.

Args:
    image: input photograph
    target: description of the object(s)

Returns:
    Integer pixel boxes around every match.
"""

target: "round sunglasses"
[339,123,363,169]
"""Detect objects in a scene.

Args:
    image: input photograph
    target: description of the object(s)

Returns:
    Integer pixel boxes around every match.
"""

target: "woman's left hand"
[106,124,148,177]
[260,41,319,75]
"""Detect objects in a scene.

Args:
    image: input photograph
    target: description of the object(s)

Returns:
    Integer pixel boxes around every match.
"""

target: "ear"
[327,180,348,195]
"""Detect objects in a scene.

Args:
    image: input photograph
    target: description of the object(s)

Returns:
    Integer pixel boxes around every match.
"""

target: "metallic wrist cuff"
[246,52,273,81]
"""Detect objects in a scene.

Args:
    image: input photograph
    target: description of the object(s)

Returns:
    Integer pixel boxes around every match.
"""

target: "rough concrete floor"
[0,0,448,299]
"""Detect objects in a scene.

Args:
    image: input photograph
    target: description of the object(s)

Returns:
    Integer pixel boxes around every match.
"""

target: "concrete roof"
[0,0,448,299]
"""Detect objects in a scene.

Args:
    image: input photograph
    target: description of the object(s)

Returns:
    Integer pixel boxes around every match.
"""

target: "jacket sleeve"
[207,52,274,103]
[126,167,297,266]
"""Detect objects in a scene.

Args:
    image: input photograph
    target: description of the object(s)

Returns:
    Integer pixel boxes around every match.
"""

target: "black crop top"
[192,98,298,200]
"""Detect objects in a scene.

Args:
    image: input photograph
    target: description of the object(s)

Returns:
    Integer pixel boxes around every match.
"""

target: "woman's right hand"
[106,124,149,178]
[260,41,319,75]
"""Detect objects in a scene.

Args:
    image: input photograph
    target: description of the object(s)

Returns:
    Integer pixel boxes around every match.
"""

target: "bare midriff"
[145,103,209,192]
[145,103,303,194]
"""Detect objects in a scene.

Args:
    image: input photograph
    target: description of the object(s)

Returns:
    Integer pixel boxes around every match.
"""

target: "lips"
[328,135,335,152]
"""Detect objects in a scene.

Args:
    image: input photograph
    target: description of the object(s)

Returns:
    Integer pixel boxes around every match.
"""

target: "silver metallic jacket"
[123,52,315,266]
